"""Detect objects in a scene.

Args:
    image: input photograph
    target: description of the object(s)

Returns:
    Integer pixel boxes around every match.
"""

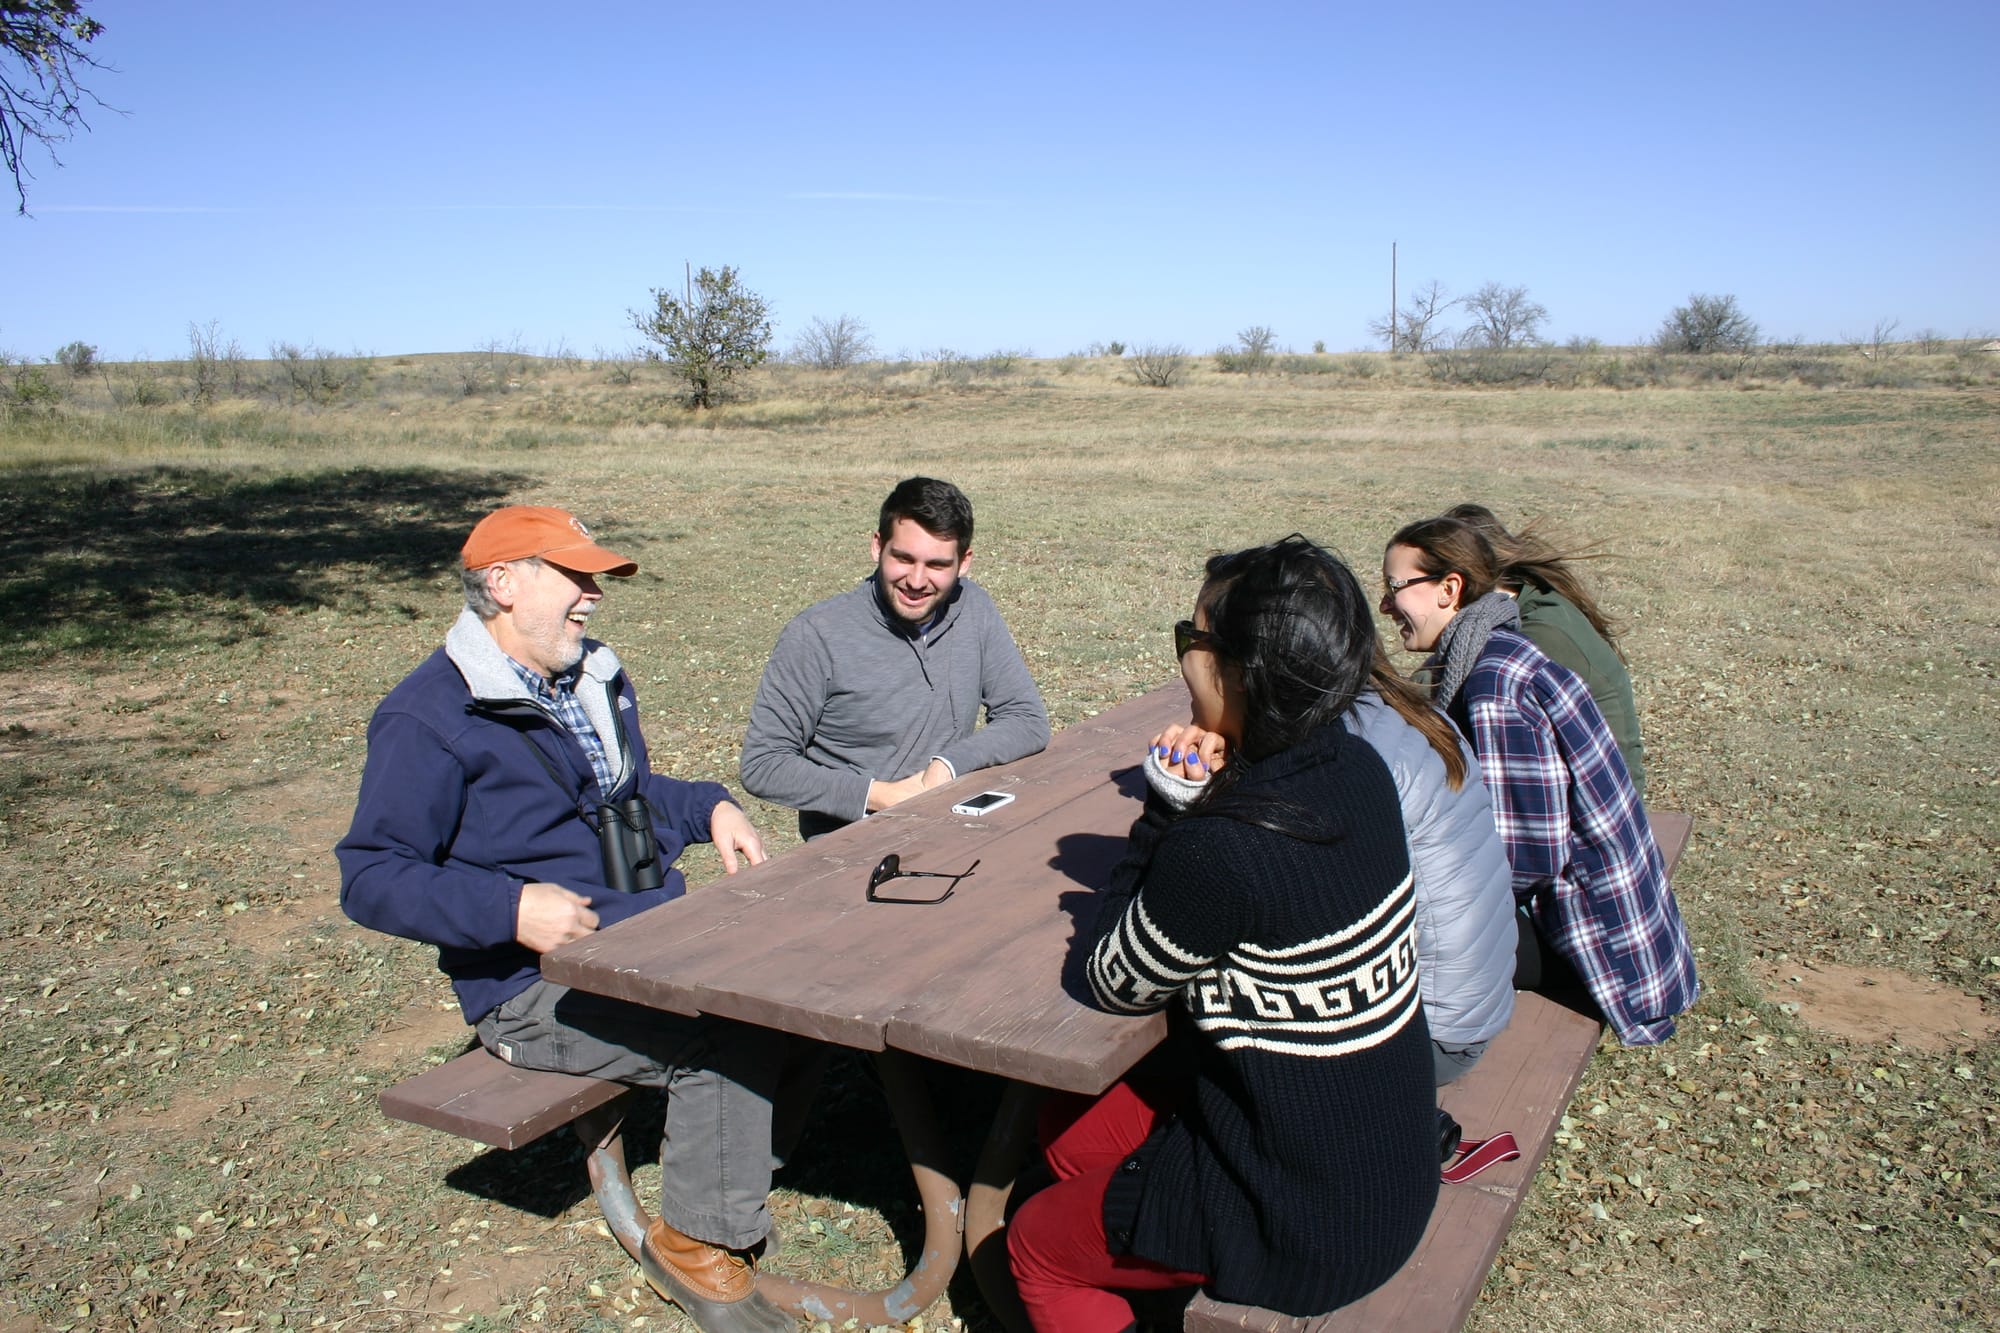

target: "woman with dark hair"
[1380,515,1697,1048]
[1443,503,1648,800]
[1007,536,1438,1332]
[1136,630,1515,1088]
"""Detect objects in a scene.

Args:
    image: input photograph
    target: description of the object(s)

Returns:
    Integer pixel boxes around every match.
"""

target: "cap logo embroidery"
[570,517,592,538]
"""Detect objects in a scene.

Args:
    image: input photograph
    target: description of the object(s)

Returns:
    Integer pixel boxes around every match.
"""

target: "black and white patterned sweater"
[1085,722,1439,1317]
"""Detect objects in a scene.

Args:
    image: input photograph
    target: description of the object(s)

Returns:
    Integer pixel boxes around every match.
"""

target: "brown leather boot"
[639,1219,794,1333]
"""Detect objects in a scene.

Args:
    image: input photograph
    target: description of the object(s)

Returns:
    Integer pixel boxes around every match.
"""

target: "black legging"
[1512,906,1597,1014]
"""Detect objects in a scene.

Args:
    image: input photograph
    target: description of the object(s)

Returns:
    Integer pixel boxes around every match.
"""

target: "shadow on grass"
[0,464,525,665]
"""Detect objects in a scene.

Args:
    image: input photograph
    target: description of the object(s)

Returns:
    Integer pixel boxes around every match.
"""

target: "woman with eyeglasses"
[1007,536,1439,1332]
[1380,515,1697,1050]
[1442,503,1648,803]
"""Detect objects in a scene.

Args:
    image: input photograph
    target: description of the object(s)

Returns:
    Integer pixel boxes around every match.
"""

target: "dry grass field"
[1,349,1995,1332]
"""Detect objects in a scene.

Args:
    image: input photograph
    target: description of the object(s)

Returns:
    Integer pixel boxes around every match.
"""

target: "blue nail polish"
[1170,750,1182,764]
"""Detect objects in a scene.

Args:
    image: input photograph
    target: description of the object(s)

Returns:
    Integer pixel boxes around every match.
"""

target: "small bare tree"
[1128,343,1188,388]
[1851,317,1900,360]
[269,340,350,408]
[790,314,874,369]
[1237,326,1276,371]
[1368,281,1456,352]
[1459,282,1549,349]
[186,319,227,404]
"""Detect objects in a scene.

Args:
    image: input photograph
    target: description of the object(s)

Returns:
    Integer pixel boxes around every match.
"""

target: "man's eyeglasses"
[1174,619,1221,659]
[1381,573,1444,601]
[866,853,981,905]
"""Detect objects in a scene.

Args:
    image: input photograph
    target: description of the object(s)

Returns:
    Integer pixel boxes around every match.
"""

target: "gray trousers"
[477,980,822,1250]
[1432,1038,1488,1086]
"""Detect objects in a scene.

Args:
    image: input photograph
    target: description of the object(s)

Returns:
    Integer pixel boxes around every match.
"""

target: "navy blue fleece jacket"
[336,610,734,1023]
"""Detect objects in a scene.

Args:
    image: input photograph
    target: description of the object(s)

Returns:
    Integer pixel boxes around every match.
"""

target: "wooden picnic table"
[542,683,1191,1324]
[538,684,1698,1333]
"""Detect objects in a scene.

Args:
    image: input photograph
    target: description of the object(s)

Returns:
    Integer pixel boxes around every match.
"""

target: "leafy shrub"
[1275,354,1339,375]
[1214,327,1278,374]
[54,340,97,377]
[1655,294,1759,353]
[4,359,61,417]
[115,366,170,407]
[922,348,1022,385]
[269,341,356,408]
[630,265,774,408]
[1426,347,1559,386]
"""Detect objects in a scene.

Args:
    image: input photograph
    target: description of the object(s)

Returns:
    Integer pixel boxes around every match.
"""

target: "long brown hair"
[1386,515,1502,605]
[1369,656,1468,791]
[1444,504,1624,657]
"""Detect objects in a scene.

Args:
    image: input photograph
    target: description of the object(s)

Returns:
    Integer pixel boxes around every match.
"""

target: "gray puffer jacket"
[1345,693,1517,1047]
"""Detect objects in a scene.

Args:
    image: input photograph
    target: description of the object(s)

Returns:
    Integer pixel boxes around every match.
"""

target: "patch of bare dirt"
[223,892,340,956]
[1757,959,1999,1050]
[357,994,471,1066]
[421,1250,565,1316]
[0,676,179,747]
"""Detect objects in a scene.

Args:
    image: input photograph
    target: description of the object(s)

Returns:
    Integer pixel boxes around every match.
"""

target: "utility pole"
[1390,241,1398,353]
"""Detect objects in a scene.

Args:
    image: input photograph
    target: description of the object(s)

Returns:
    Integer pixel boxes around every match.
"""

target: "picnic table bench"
[1183,809,1694,1333]
[376,686,1695,1333]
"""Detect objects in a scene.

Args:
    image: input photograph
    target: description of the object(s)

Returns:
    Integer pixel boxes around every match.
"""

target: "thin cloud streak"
[36,202,732,215]
[36,205,244,214]
[789,191,973,204]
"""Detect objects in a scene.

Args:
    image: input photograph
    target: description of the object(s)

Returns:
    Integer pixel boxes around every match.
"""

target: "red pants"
[1007,1078,1208,1333]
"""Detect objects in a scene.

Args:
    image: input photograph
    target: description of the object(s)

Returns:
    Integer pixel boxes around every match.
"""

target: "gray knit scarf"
[1424,591,1521,712]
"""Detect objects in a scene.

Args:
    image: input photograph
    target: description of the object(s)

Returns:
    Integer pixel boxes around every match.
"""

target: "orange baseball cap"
[461,506,639,575]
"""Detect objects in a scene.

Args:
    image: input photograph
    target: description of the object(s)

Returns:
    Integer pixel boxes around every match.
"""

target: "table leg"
[755,1049,966,1324]
[965,1080,1044,1333]
[572,1091,653,1264]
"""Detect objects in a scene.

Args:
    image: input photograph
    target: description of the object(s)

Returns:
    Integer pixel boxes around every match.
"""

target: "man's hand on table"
[517,881,599,952]
[866,757,954,812]
[709,801,768,874]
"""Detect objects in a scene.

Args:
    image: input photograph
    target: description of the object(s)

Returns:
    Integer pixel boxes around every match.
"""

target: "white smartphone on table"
[951,790,1017,817]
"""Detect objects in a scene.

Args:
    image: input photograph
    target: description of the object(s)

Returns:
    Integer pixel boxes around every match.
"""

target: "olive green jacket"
[1513,584,1648,803]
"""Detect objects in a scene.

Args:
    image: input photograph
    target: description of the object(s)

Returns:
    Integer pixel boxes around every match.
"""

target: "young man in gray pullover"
[740,477,1051,839]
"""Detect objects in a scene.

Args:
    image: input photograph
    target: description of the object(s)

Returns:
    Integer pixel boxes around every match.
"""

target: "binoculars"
[597,796,665,893]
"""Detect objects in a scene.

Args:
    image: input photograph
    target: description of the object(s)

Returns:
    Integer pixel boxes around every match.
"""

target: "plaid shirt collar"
[503,655,617,796]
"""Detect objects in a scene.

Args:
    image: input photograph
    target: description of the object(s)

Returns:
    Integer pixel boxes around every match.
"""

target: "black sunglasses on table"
[866,853,981,905]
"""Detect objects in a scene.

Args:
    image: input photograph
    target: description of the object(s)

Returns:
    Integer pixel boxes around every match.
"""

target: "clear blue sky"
[6,1,1995,361]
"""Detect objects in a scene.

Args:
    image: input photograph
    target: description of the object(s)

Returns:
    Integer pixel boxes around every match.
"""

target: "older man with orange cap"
[338,506,802,1333]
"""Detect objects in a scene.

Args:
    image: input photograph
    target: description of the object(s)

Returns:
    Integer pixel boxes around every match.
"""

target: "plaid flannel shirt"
[504,656,618,796]
[1459,628,1698,1045]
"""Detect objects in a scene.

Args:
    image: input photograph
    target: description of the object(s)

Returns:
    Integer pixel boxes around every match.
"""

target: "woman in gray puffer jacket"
[1146,659,1519,1086]
[1344,671,1517,1084]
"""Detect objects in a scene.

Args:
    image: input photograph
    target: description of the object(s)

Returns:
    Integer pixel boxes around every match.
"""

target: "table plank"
[881,757,1170,1092]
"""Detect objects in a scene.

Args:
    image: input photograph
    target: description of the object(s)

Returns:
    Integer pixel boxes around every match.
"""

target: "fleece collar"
[443,608,633,793]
